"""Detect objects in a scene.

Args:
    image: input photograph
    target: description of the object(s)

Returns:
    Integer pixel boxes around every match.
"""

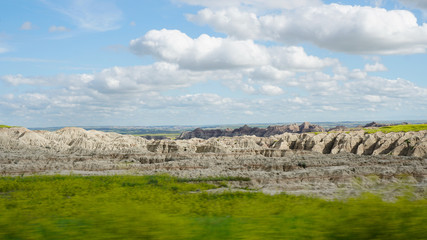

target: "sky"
[0,0,427,127]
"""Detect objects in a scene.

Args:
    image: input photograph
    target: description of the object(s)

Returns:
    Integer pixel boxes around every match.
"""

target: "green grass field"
[0,175,425,239]
[364,124,427,134]
[0,125,12,128]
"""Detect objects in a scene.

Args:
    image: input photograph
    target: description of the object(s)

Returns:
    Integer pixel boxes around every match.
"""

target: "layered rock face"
[177,122,325,139]
[1,127,426,198]
[2,127,425,158]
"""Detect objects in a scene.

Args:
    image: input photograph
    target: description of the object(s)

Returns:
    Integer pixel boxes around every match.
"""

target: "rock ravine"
[177,122,325,139]
[1,127,426,199]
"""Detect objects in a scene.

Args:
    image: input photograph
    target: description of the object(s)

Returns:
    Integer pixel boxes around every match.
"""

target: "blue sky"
[1,0,427,127]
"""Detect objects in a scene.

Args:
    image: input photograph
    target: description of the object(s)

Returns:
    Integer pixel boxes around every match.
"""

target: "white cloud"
[175,0,322,10]
[3,94,14,100]
[223,78,257,94]
[363,95,383,103]
[187,8,260,39]
[1,62,213,93]
[348,69,368,79]
[269,46,338,71]
[1,74,50,86]
[344,77,427,99]
[49,25,70,32]
[42,0,122,32]
[20,21,34,30]
[288,97,309,105]
[249,66,295,83]
[323,106,339,111]
[2,63,427,126]
[174,93,233,107]
[259,85,284,95]
[364,62,388,72]
[188,4,427,54]
[130,29,269,70]
[130,29,336,71]
[87,62,212,94]
[296,71,342,94]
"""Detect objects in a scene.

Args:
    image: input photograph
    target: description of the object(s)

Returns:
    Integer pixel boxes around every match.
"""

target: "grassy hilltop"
[364,124,427,134]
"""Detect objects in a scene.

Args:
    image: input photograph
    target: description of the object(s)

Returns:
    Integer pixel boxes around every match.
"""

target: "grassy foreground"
[0,175,425,240]
[364,124,427,134]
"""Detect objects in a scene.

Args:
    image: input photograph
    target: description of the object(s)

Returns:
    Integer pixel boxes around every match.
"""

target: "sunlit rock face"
[0,127,426,199]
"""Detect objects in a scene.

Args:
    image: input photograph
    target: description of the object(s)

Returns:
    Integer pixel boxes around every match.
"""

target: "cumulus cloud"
[323,106,339,111]
[20,21,34,30]
[343,77,427,100]
[4,1,427,127]
[364,62,388,72]
[1,74,50,86]
[173,93,233,107]
[288,97,310,105]
[130,29,269,70]
[259,85,284,95]
[42,0,122,32]
[269,46,338,71]
[130,29,336,71]
[49,25,70,32]
[188,4,427,54]
[249,66,295,83]
[2,62,427,126]
[363,95,383,103]
[1,62,214,93]
[88,62,210,94]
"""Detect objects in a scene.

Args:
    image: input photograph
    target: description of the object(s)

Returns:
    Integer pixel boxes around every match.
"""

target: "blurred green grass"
[0,175,425,239]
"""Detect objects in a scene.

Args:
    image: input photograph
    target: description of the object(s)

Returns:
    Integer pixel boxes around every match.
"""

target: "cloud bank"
[130,29,337,71]
[1,0,427,127]
[188,4,427,54]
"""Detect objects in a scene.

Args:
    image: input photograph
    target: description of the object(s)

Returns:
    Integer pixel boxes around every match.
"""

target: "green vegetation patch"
[364,124,427,134]
[0,175,425,240]
[0,125,12,128]
[176,176,251,182]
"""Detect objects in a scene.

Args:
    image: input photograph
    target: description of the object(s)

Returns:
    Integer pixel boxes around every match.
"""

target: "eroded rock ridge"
[177,122,325,139]
[1,127,426,199]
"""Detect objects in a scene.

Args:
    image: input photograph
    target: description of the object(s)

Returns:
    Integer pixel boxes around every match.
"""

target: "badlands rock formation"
[177,122,325,139]
[0,127,426,198]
